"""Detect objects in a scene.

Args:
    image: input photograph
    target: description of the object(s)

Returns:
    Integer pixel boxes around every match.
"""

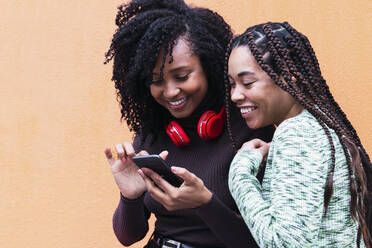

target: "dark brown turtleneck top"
[112,103,274,247]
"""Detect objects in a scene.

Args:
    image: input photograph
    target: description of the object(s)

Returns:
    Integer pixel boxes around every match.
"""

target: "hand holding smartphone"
[132,155,184,187]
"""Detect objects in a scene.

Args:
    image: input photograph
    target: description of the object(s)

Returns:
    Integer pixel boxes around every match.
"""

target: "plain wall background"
[1,0,371,247]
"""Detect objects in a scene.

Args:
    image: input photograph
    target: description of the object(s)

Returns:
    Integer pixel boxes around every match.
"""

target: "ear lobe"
[289,75,306,92]
[291,75,297,83]
[279,74,298,88]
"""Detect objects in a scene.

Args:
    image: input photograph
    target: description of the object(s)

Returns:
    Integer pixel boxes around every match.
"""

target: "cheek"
[271,88,289,106]
[189,76,208,96]
[199,80,208,96]
[149,85,161,100]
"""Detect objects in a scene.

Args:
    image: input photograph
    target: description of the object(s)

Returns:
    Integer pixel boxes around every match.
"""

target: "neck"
[275,102,304,126]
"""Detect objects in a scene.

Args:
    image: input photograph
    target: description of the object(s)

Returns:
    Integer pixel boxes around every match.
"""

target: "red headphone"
[165,107,226,147]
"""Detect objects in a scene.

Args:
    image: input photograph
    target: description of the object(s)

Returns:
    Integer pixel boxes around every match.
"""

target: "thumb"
[159,150,169,160]
[253,139,266,148]
[171,166,197,185]
[137,150,149,156]
[257,142,270,157]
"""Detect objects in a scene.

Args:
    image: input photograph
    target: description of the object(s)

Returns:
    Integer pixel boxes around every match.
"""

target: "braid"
[281,25,371,234]
[277,29,367,220]
[226,22,371,246]
[248,28,339,192]
[262,26,345,210]
[224,38,237,152]
[284,22,365,148]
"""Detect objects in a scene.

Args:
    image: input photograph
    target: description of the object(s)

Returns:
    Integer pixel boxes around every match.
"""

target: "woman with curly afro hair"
[226,22,372,247]
[103,0,274,247]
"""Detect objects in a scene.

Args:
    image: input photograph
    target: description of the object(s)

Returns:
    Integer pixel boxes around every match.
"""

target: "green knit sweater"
[228,110,363,248]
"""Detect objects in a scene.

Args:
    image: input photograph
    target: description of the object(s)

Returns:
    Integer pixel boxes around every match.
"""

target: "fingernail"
[121,157,127,163]
[137,169,144,178]
[171,166,180,173]
[153,174,161,181]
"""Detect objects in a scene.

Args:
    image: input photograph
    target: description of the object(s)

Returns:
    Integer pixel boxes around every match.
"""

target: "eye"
[243,81,256,87]
[151,79,163,86]
[175,73,190,82]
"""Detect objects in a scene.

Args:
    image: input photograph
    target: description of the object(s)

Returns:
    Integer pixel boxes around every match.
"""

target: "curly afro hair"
[105,0,232,140]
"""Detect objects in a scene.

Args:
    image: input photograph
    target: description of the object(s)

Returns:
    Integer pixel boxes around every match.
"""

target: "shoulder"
[271,110,332,164]
[268,111,331,181]
[270,110,333,171]
[274,110,323,143]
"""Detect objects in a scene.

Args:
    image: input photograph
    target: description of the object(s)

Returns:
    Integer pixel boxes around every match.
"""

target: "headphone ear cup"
[166,121,190,147]
[197,108,225,140]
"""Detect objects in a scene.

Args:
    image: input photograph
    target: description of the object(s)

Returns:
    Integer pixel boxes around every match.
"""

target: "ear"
[291,75,296,83]
[288,74,306,92]
[279,72,301,91]
[278,73,296,85]
[290,73,302,88]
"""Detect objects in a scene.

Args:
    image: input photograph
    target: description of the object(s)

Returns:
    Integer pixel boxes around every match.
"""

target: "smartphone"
[132,155,184,187]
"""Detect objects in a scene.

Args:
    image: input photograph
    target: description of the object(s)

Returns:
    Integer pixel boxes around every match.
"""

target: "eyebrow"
[227,70,254,79]
[153,66,190,76]
[237,71,254,77]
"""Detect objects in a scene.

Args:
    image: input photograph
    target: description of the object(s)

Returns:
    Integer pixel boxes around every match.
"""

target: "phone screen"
[132,155,184,187]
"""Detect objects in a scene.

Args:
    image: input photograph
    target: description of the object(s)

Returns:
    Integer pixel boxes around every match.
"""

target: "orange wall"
[1,0,371,247]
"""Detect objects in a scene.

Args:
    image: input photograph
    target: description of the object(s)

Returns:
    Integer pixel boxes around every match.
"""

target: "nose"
[230,85,245,103]
[163,81,180,99]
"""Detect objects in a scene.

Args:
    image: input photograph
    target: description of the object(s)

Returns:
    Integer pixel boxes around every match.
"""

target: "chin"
[245,120,261,130]
[169,110,192,119]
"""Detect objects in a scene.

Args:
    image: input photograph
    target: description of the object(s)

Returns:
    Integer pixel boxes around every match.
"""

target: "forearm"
[113,193,150,246]
[229,150,321,248]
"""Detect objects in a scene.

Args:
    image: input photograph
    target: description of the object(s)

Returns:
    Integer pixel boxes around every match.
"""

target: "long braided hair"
[104,0,232,141]
[224,22,372,247]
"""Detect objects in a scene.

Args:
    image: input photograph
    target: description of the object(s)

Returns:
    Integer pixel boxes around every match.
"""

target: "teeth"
[240,107,257,114]
[169,98,186,106]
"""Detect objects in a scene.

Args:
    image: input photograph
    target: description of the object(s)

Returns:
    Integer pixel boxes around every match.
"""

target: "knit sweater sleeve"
[195,194,258,248]
[228,121,328,248]
[112,135,151,246]
[112,193,151,246]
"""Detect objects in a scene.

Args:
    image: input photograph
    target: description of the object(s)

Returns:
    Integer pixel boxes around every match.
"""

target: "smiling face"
[150,37,208,119]
[228,45,303,129]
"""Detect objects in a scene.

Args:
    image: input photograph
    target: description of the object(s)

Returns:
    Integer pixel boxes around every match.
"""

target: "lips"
[167,97,187,109]
[240,106,257,114]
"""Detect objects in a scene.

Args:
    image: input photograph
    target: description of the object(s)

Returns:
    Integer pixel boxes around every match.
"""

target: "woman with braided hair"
[103,1,274,247]
[226,22,371,247]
